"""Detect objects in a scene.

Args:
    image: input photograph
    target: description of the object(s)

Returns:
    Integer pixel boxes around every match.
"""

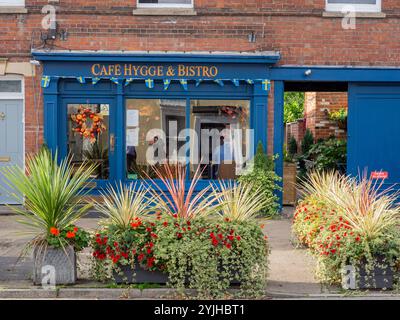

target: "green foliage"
[153,216,268,298]
[293,172,400,286]
[288,136,298,157]
[90,214,269,298]
[0,147,96,251]
[328,108,347,122]
[284,92,305,124]
[308,137,347,172]
[301,129,314,155]
[238,142,282,217]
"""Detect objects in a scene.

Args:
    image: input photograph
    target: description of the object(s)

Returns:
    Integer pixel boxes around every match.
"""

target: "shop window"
[190,100,251,180]
[0,0,25,6]
[326,0,381,12]
[137,0,193,8]
[125,99,186,180]
[67,104,110,180]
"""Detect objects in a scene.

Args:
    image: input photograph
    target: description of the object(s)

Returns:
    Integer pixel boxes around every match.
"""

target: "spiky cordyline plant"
[300,170,400,240]
[146,163,221,220]
[325,173,400,240]
[212,180,268,222]
[298,170,353,203]
[96,182,153,230]
[0,148,97,252]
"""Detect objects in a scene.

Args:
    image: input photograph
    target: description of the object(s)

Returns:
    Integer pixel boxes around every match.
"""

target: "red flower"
[138,253,145,261]
[217,233,223,240]
[163,222,168,227]
[176,233,183,239]
[147,248,152,254]
[226,243,232,249]
[224,217,230,222]
[121,252,128,259]
[50,227,60,236]
[186,221,191,226]
[210,232,215,239]
[227,235,234,241]
[330,249,337,254]
[173,214,178,218]
[212,239,219,246]
[73,227,78,232]
[130,221,141,229]
[147,257,155,268]
[150,233,158,239]
[355,236,361,242]
[66,231,76,239]
[146,227,152,232]
[236,236,241,241]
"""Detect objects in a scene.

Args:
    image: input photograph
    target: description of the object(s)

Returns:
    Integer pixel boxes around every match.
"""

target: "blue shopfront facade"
[32,51,280,193]
[33,50,400,207]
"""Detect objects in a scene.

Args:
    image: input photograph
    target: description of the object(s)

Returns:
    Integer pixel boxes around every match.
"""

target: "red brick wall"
[304,92,348,141]
[1,0,398,154]
[286,119,306,153]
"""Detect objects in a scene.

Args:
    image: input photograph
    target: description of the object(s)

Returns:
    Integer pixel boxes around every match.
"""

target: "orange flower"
[66,231,76,239]
[73,227,78,232]
[50,227,60,236]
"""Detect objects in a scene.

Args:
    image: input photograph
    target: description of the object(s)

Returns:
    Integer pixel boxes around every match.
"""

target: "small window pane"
[328,0,376,3]
[0,81,21,93]
[138,0,192,5]
[0,0,24,6]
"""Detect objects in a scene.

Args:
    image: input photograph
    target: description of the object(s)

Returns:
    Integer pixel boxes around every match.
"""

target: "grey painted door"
[0,100,23,204]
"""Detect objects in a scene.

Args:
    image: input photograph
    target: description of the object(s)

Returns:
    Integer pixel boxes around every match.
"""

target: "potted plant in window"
[1,148,97,285]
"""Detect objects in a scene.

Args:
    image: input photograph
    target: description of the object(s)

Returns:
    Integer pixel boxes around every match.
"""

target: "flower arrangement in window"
[70,106,107,143]
[220,105,248,125]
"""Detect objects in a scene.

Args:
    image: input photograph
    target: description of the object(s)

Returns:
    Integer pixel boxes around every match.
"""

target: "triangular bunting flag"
[76,76,86,84]
[92,77,101,85]
[262,79,271,91]
[163,79,171,90]
[125,78,134,86]
[195,79,203,87]
[179,79,188,91]
[110,77,119,85]
[214,80,224,87]
[145,79,154,89]
[231,79,240,87]
[41,76,51,88]
[246,79,254,85]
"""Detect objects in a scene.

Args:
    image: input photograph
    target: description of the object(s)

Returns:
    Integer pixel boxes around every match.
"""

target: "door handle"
[0,156,11,162]
[110,134,115,153]
[0,112,5,121]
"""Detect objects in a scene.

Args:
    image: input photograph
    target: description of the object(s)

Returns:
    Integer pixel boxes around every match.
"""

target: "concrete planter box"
[33,246,77,285]
[112,263,241,285]
[113,263,169,284]
[342,256,395,290]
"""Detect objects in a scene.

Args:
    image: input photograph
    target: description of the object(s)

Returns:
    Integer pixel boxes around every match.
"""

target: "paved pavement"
[0,206,396,299]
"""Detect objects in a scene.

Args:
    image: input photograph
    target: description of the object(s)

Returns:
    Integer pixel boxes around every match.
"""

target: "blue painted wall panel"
[348,84,400,185]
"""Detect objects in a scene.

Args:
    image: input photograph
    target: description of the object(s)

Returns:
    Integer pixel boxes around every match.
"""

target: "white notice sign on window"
[126,128,139,147]
[127,109,139,127]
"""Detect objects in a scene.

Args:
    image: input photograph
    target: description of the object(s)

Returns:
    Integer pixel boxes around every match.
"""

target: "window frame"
[137,0,193,9]
[326,0,381,12]
[0,0,25,6]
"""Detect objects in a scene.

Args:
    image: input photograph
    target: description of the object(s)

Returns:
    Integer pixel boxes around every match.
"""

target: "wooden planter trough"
[283,162,297,206]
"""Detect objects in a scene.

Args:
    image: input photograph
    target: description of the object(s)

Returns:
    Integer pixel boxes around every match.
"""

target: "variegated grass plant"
[146,163,221,220]
[95,181,153,230]
[0,148,97,254]
[300,170,400,241]
[211,180,269,222]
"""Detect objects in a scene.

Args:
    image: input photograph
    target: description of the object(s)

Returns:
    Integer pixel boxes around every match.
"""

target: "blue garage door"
[348,84,400,189]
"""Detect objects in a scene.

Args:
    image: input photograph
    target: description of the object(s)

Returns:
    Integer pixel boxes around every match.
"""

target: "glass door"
[62,99,116,188]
